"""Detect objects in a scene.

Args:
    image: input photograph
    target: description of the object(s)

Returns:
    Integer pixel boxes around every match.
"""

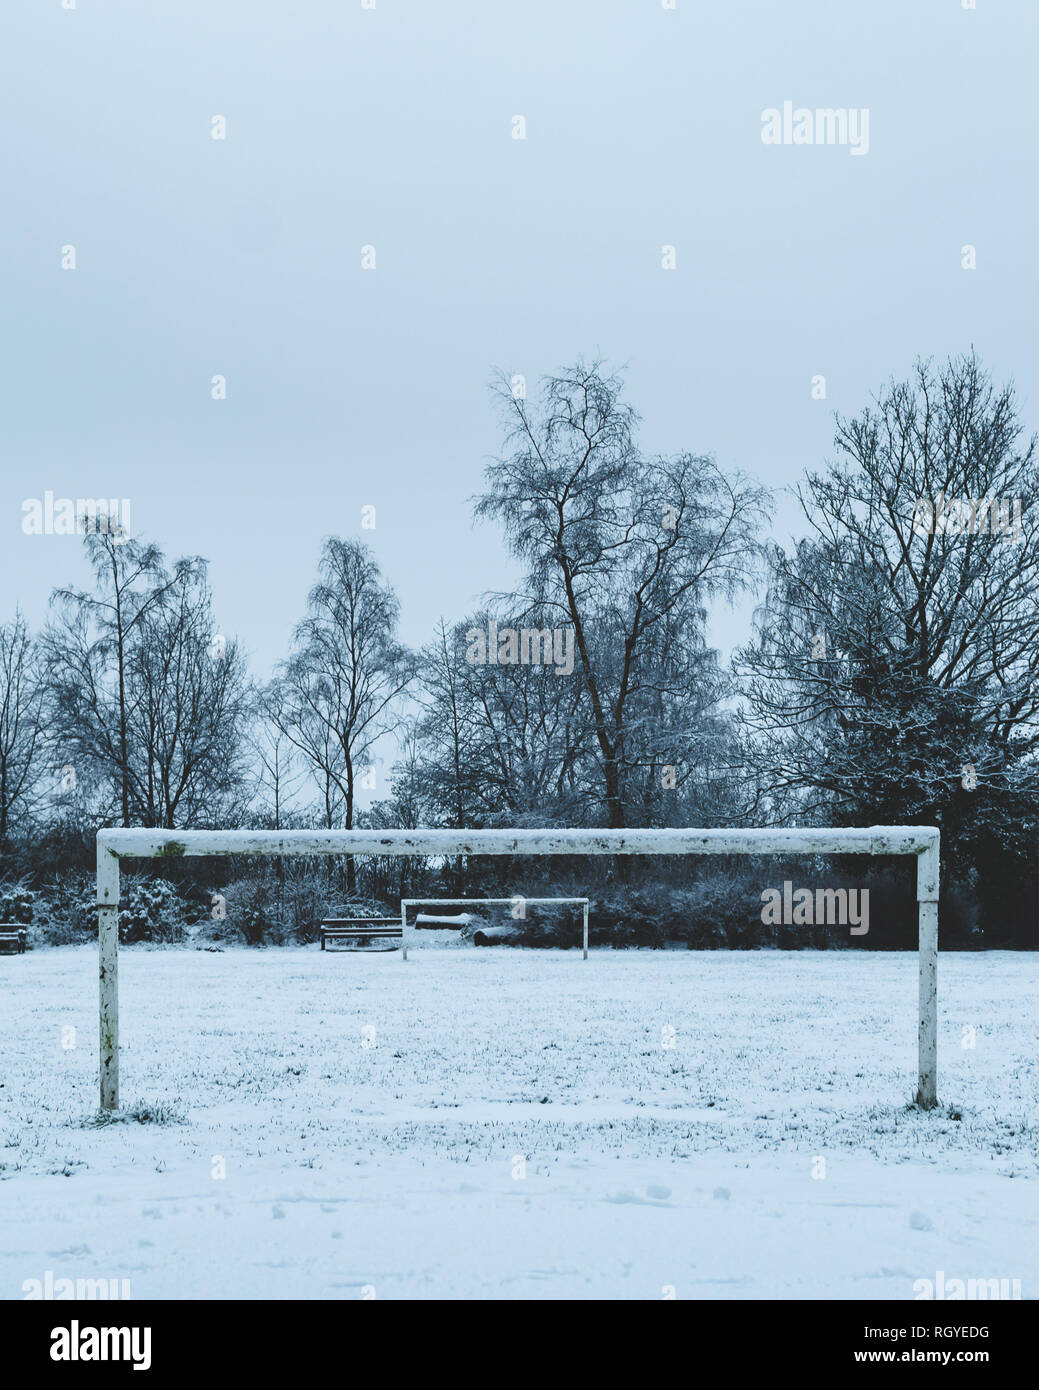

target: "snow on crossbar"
[96,825,940,1113]
[96,826,933,857]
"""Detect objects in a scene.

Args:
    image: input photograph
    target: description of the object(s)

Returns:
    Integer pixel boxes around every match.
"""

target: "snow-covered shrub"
[214,878,282,946]
[204,871,396,946]
[592,889,670,947]
[31,872,97,944]
[0,883,35,926]
[281,887,392,944]
[117,877,186,944]
[672,875,767,948]
[32,871,192,944]
[589,877,762,948]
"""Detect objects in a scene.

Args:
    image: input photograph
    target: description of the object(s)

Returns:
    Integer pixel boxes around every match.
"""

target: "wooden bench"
[320,918,402,950]
[0,925,27,954]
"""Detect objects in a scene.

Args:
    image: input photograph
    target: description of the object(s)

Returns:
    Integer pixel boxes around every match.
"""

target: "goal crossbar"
[96,825,940,1112]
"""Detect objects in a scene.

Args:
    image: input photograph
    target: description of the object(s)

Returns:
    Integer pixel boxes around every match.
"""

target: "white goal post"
[400,898,590,960]
[95,825,940,1112]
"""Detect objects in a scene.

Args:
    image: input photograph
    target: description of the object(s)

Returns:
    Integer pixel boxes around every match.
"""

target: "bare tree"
[124,565,251,828]
[251,695,305,830]
[735,353,1039,869]
[0,612,46,852]
[419,619,473,831]
[44,528,197,827]
[366,730,434,900]
[268,538,415,890]
[412,611,592,834]
[475,360,771,829]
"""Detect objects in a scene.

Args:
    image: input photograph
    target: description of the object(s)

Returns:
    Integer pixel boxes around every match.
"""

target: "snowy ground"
[1,945,1037,1300]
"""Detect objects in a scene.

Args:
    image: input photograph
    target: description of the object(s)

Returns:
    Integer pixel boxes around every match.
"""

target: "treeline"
[3,354,1039,947]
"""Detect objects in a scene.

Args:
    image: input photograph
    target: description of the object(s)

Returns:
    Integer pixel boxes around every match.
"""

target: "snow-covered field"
[2,945,1037,1300]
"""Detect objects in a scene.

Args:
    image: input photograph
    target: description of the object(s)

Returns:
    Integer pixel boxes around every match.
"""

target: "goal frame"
[400,897,590,959]
[95,825,940,1112]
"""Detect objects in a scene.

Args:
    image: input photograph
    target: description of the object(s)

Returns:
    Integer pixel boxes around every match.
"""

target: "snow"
[2,945,1036,1300]
[414,913,472,928]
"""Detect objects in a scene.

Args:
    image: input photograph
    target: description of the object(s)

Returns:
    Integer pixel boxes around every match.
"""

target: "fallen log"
[472,923,520,946]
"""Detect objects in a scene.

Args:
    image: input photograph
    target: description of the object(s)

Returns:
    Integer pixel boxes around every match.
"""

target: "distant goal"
[400,897,590,960]
[95,826,940,1112]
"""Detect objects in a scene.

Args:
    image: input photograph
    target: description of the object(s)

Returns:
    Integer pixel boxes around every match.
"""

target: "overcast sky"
[3,0,1037,688]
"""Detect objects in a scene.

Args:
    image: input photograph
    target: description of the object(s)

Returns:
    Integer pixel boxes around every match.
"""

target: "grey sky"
[3,0,1036,692]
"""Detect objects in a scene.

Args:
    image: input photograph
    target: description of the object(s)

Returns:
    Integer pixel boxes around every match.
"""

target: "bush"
[216,879,273,946]
[30,872,95,944]
[0,882,35,926]
[588,878,764,949]
[208,870,394,946]
[30,871,193,944]
[117,877,186,944]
